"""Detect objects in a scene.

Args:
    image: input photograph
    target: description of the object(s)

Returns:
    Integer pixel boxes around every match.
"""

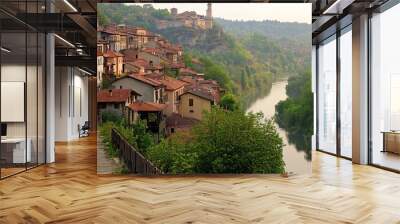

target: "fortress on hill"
[155,3,213,30]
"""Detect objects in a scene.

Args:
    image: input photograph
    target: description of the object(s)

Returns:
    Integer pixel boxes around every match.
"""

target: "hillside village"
[97,5,223,138]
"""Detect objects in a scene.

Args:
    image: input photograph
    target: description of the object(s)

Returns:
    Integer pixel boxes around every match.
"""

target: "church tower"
[206,3,213,29]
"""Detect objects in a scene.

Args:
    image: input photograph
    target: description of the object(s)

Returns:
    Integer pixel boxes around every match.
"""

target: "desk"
[1,138,31,164]
[382,131,400,154]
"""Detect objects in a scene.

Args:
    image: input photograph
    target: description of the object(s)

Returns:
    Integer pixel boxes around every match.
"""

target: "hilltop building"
[156,4,213,30]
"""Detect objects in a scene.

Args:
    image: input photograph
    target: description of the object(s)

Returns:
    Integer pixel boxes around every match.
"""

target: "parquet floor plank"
[1,135,400,223]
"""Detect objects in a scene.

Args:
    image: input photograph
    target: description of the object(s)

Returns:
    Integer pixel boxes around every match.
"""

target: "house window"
[189,109,194,113]
[189,98,194,106]
[171,128,175,133]
[114,104,119,109]
[155,90,159,101]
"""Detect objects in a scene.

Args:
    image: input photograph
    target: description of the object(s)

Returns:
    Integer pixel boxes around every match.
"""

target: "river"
[247,81,311,174]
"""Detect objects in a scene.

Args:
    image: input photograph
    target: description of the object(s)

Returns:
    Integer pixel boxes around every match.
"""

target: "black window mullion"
[316,45,319,151]
[367,11,373,165]
[36,0,39,167]
[336,29,341,157]
[25,0,28,171]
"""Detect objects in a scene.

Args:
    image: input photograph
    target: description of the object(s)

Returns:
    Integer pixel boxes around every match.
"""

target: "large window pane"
[318,35,337,154]
[371,4,400,171]
[340,28,352,158]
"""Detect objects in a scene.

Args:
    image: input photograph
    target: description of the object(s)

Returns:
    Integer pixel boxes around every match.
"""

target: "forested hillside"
[98,3,310,108]
[214,18,310,40]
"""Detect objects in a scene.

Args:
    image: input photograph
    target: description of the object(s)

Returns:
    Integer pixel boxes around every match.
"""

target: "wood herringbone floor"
[1,135,400,223]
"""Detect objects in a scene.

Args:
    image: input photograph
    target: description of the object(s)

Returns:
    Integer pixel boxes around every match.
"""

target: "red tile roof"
[126,73,163,87]
[182,88,215,102]
[146,74,186,91]
[120,49,139,62]
[179,76,197,85]
[97,89,140,103]
[125,59,163,70]
[169,62,185,69]
[142,47,164,55]
[179,68,198,76]
[166,113,199,128]
[103,50,124,58]
[158,42,182,53]
[127,102,166,112]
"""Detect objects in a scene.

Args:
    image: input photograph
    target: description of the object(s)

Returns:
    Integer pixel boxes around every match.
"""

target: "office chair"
[79,121,90,138]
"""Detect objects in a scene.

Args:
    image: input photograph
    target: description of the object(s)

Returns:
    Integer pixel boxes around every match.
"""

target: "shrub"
[147,132,196,174]
[147,107,285,174]
[100,109,123,123]
[99,122,119,158]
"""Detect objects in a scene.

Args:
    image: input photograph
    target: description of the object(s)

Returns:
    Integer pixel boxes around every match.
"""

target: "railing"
[111,128,162,175]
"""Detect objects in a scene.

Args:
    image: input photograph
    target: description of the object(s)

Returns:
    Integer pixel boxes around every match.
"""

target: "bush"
[100,109,123,123]
[147,132,196,174]
[147,107,285,174]
[99,122,119,158]
[193,108,285,173]
[99,117,155,159]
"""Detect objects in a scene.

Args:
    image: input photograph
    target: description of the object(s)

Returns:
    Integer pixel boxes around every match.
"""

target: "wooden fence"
[111,128,162,175]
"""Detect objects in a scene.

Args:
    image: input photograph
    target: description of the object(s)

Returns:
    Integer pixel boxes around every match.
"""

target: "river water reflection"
[247,81,311,174]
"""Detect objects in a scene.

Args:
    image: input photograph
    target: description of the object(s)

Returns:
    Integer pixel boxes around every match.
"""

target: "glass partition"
[0,2,46,179]
[1,30,28,178]
[317,35,337,154]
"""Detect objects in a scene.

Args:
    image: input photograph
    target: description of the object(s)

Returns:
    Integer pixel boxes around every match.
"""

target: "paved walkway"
[97,133,120,175]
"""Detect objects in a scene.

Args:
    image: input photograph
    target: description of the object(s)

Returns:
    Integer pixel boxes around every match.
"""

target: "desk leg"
[382,133,386,153]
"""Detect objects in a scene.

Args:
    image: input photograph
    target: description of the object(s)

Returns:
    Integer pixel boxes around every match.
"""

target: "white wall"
[55,67,89,141]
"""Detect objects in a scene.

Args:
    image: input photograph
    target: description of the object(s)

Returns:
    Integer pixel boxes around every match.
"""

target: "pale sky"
[128,3,311,24]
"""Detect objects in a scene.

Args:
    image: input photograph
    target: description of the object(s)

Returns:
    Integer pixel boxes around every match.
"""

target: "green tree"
[98,12,110,26]
[240,70,248,90]
[193,107,285,173]
[132,119,155,153]
[220,93,239,111]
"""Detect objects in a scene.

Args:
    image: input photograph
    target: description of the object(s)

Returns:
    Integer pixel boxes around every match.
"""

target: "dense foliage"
[220,93,239,111]
[99,122,119,158]
[214,18,310,41]
[275,70,313,160]
[99,114,155,156]
[100,109,123,124]
[147,107,285,174]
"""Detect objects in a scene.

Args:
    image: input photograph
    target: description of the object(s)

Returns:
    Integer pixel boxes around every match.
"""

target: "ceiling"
[309,0,391,43]
[0,0,97,73]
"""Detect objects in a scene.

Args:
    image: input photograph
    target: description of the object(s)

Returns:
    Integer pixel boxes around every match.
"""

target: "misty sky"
[129,3,311,24]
